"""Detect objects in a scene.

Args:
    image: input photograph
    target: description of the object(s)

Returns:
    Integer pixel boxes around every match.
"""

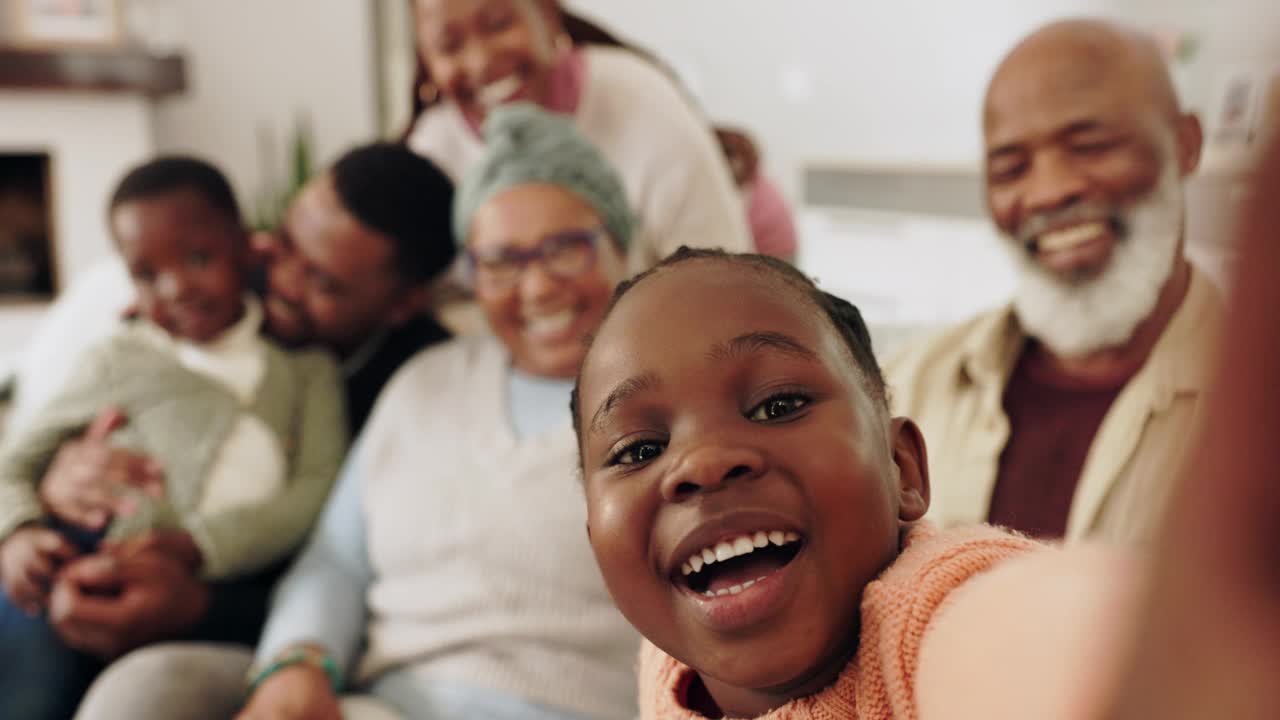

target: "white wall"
[561,0,1278,348]
[4,0,1275,369]
[0,1,382,374]
[569,0,1280,198]
[146,0,1280,208]
[151,0,380,214]
[0,92,155,283]
[0,92,155,370]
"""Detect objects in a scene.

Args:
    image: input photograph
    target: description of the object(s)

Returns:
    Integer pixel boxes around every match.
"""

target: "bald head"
[986,19,1181,129]
[981,18,1202,248]
[980,17,1203,329]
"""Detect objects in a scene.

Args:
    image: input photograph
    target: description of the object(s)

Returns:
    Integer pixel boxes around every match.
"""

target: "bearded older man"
[886,18,1223,544]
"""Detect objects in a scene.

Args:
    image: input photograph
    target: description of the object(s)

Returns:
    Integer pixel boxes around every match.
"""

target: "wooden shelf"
[0,47,185,98]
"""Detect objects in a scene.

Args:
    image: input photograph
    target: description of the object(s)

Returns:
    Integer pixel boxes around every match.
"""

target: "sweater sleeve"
[915,545,1140,720]
[0,344,113,541]
[254,440,373,680]
[187,350,348,579]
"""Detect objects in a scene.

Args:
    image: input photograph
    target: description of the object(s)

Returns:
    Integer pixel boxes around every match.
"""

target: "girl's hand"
[1104,132,1280,719]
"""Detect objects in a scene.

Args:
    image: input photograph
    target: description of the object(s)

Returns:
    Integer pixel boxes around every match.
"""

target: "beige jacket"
[885,267,1223,544]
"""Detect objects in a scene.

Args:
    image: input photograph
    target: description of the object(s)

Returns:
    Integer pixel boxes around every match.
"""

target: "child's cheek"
[590,492,653,600]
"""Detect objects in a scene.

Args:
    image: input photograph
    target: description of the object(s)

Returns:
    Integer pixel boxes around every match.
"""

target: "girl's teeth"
[714,542,734,562]
[685,531,802,576]
[702,577,768,600]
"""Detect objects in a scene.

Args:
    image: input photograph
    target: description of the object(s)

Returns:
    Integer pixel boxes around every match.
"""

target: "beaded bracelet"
[245,644,343,698]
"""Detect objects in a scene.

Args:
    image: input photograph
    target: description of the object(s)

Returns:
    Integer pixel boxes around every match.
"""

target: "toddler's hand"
[105,529,203,572]
[0,526,79,615]
[38,407,166,531]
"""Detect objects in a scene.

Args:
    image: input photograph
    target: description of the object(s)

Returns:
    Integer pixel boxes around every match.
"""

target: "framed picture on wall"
[0,153,57,300]
[9,0,123,48]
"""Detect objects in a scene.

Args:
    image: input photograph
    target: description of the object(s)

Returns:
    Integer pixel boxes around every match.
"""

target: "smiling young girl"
[572,248,1140,719]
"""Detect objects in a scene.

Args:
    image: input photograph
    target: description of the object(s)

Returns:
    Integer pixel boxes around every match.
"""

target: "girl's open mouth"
[674,530,804,598]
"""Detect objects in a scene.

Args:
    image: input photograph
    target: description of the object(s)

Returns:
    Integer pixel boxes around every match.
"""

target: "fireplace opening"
[0,153,56,300]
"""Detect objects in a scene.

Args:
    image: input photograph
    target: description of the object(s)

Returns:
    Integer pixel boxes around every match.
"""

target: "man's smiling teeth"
[525,310,575,336]
[680,530,800,577]
[1037,221,1108,253]
[477,75,522,108]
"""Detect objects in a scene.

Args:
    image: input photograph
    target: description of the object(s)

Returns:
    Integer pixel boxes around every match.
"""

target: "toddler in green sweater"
[0,156,347,720]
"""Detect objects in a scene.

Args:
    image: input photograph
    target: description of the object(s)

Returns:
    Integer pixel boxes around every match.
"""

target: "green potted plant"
[251,115,315,232]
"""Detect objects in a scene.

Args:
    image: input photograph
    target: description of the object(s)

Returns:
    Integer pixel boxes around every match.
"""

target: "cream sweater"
[406,46,752,271]
[356,335,640,719]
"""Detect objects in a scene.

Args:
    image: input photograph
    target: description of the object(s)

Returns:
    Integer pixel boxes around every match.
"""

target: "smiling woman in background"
[403,0,751,270]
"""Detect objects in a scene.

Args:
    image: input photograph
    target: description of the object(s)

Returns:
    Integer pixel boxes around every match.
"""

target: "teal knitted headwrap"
[452,103,636,251]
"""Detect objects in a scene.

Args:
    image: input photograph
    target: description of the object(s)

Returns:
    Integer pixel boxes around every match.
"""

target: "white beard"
[1004,163,1185,358]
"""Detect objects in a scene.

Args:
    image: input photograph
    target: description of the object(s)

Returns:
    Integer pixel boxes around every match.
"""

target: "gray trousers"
[74,642,593,720]
[74,643,401,720]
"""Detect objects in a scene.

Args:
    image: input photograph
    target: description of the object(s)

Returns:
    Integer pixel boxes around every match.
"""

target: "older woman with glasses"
[75,105,640,720]
[240,103,639,720]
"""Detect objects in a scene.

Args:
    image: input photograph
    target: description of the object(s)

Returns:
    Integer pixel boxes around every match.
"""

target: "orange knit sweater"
[636,523,1041,719]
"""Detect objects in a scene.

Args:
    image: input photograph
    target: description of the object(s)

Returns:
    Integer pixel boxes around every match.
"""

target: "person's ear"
[1175,113,1204,177]
[386,282,429,328]
[890,417,930,522]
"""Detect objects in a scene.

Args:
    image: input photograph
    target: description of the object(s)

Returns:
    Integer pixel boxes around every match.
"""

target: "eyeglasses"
[468,227,605,291]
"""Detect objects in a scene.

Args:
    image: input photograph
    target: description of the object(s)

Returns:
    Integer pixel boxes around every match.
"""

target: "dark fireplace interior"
[0,153,56,299]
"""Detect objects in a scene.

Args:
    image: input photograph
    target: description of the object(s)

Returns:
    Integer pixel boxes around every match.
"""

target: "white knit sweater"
[406,46,751,270]
[356,335,639,719]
